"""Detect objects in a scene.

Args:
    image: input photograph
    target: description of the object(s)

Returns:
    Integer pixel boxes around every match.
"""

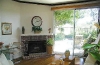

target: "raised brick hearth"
[21,35,53,59]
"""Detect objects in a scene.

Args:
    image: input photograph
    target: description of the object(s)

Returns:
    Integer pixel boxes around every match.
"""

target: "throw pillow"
[0,53,9,65]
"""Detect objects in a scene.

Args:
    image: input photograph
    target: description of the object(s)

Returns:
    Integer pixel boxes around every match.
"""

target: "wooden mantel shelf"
[21,34,53,36]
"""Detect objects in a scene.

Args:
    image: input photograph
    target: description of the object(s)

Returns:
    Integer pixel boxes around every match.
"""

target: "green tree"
[54,10,80,27]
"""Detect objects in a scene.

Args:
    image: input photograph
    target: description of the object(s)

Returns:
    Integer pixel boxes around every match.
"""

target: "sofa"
[0,53,14,65]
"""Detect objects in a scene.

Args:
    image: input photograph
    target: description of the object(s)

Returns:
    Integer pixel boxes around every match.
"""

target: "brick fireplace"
[21,35,53,59]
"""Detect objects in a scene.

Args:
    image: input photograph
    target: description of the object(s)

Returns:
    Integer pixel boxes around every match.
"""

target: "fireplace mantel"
[21,34,53,36]
[21,34,53,41]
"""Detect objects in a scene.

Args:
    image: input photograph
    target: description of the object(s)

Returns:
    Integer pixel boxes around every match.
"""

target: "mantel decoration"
[22,26,25,34]
[48,28,51,33]
[0,42,4,48]
[1,23,12,35]
[31,16,42,33]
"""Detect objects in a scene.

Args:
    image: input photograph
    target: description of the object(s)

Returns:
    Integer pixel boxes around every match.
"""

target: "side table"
[62,55,75,65]
[0,45,18,60]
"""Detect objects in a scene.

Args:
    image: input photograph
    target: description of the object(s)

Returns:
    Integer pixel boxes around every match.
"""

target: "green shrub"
[55,33,65,41]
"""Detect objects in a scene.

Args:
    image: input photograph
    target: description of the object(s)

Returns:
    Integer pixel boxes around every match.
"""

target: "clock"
[31,16,42,26]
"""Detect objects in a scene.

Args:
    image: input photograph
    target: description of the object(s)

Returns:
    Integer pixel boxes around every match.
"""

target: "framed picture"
[1,23,12,35]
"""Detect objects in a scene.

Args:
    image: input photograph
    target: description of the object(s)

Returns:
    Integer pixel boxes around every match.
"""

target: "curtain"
[97,8,100,34]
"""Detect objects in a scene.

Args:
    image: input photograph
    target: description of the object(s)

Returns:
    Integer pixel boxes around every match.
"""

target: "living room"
[0,0,53,58]
[0,0,100,65]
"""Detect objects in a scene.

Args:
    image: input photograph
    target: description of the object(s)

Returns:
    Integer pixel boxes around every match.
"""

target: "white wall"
[0,0,53,44]
[0,0,21,45]
[0,1,2,42]
[0,0,53,59]
[20,3,53,35]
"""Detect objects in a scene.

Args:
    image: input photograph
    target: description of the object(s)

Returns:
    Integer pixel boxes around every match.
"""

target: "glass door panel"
[54,25,74,55]
[74,8,98,57]
[54,10,74,55]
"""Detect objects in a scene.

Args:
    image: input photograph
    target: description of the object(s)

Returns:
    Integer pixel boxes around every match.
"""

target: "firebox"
[28,40,46,53]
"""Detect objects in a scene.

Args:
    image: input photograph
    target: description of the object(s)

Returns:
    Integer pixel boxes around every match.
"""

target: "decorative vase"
[22,26,25,34]
[65,50,70,58]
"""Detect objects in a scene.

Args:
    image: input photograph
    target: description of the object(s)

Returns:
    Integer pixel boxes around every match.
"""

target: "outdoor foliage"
[55,33,65,41]
[54,8,98,43]
[65,34,73,39]
[58,27,64,32]
[83,33,90,39]
[82,29,97,39]
[54,10,80,27]
[54,10,79,40]
[90,30,97,39]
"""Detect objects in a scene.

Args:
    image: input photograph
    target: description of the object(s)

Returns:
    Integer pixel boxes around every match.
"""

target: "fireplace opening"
[28,40,46,53]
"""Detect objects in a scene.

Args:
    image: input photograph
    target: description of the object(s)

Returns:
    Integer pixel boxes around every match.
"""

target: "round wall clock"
[31,16,42,26]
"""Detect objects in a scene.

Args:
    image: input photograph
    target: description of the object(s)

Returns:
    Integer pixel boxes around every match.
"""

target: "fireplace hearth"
[21,35,53,59]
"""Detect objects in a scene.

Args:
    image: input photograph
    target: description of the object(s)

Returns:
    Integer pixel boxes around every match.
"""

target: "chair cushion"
[0,62,2,65]
[0,53,10,65]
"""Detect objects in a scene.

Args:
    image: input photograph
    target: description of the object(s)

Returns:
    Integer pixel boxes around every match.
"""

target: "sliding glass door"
[54,9,74,55]
[74,8,98,57]
[54,8,98,57]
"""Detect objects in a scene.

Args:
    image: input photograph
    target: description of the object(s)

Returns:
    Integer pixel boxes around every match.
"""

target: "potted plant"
[82,43,100,64]
[32,26,42,33]
[46,38,54,54]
